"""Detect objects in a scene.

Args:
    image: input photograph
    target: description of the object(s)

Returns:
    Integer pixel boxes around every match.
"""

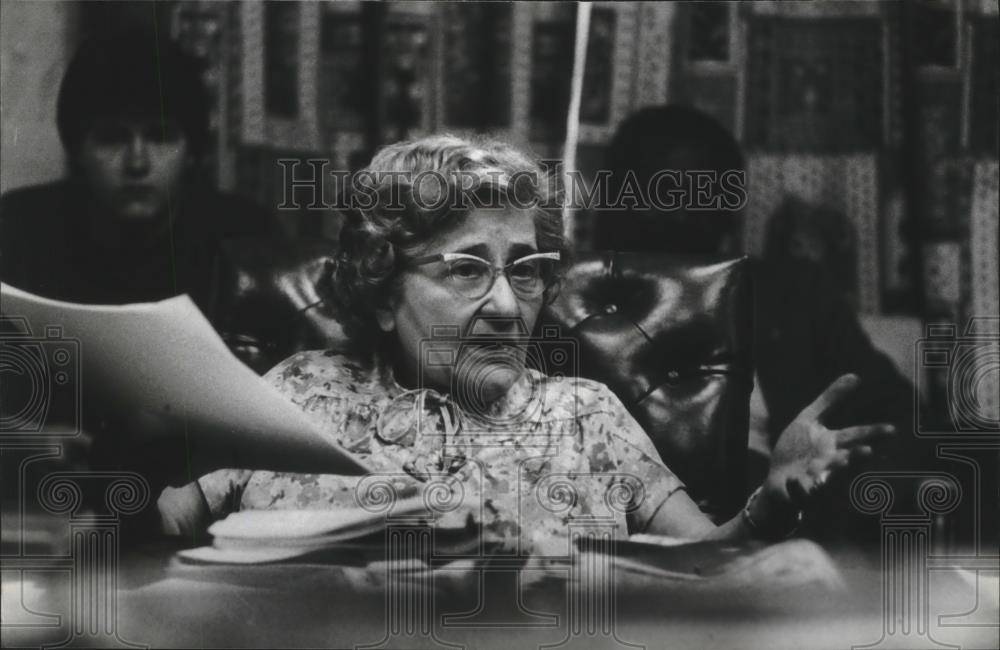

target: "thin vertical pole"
[562,3,592,242]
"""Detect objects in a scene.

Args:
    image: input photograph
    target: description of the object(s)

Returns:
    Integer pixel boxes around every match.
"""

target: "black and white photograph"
[1,2,997,649]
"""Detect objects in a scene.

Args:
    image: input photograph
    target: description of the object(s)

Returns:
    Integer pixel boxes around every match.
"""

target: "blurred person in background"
[592,105,920,544]
[764,195,861,311]
[0,32,275,310]
[0,32,277,539]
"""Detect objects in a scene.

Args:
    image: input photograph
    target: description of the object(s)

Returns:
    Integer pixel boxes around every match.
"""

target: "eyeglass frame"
[408,251,561,300]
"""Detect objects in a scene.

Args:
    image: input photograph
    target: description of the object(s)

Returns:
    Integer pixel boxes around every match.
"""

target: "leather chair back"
[540,253,753,519]
[212,242,754,517]
[211,238,348,374]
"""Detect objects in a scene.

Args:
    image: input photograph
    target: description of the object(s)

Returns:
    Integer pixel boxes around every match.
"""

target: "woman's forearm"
[699,482,802,542]
[697,511,757,541]
[644,482,800,542]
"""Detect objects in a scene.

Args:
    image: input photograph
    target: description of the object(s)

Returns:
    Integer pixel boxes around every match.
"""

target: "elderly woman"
[158,135,891,551]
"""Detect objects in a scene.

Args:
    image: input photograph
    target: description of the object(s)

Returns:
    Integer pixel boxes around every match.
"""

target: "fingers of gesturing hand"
[834,423,895,448]
[799,373,860,422]
[790,443,874,500]
[786,472,828,506]
[815,442,870,476]
[786,462,835,506]
[827,450,851,470]
[810,451,847,480]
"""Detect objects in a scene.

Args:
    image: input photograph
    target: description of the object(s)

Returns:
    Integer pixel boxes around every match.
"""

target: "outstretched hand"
[765,374,895,508]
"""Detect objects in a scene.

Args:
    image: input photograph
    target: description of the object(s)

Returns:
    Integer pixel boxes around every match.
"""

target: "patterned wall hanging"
[748,2,883,18]
[922,240,964,318]
[969,13,998,155]
[632,3,676,110]
[317,2,365,136]
[526,3,576,150]
[237,2,321,153]
[671,2,741,136]
[189,0,994,324]
[745,154,881,314]
[577,2,637,145]
[170,1,227,187]
[970,161,999,322]
[968,160,1000,430]
[744,15,883,152]
[439,2,513,133]
[381,3,435,142]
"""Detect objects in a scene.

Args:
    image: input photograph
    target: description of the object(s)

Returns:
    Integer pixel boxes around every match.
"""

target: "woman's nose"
[481,273,521,316]
[123,133,151,177]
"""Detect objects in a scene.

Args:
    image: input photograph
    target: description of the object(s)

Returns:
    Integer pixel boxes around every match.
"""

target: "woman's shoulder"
[526,369,622,416]
[264,349,380,395]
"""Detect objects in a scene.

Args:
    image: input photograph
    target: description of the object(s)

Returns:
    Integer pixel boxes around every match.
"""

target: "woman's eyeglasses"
[409,252,560,300]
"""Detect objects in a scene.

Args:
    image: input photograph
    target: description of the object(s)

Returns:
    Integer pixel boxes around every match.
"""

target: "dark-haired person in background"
[0,32,275,309]
[593,105,919,543]
[1,33,276,539]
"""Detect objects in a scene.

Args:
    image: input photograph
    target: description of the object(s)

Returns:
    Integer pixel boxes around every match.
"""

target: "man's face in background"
[74,115,189,225]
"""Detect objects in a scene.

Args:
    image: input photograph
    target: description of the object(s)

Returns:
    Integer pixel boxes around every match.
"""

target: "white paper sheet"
[1,282,371,476]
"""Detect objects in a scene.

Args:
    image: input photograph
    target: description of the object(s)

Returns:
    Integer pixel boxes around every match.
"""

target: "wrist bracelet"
[741,486,803,541]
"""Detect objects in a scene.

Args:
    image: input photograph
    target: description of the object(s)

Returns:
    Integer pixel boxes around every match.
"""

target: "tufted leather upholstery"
[539,253,753,520]
[211,238,349,375]
[212,242,754,518]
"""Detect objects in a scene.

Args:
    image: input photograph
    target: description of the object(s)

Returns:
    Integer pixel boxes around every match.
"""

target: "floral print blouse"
[198,350,684,555]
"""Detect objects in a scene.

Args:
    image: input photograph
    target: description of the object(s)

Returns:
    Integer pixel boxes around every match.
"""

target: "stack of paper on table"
[177,496,482,565]
[576,533,845,593]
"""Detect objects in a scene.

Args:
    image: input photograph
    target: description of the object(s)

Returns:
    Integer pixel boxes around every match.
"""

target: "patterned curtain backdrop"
[745,155,880,313]
[80,0,998,327]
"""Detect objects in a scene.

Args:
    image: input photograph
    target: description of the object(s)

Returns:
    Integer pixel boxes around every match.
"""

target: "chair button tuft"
[666,370,681,382]
[604,304,618,315]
